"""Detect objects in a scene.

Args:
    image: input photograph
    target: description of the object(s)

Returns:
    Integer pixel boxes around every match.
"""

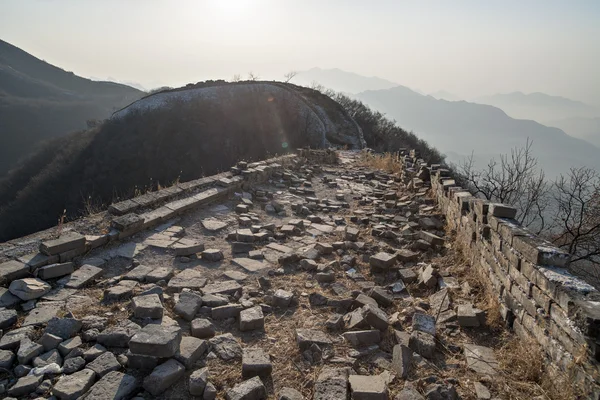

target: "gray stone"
[58,336,82,357]
[191,318,216,338]
[0,349,15,368]
[396,387,426,400]
[189,367,209,396]
[79,371,138,400]
[52,368,95,400]
[172,240,204,256]
[342,330,381,347]
[473,382,491,399]
[204,381,217,400]
[36,378,52,394]
[278,387,304,400]
[412,313,436,336]
[40,233,85,256]
[314,368,348,400]
[209,333,242,361]
[8,374,42,397]
[63,357,85,374]
[45,318,82,340]
[429,289,450,315]
[0,260,30,283]
[37,262,74,280]
[17,338,44,364]
[202,218,228,232]
[203,280,242,295]
[175,336,208,369]
[344,308,370,330]
[409,331,436,359]
[146,266,173,283]
[167,269,207,292]
[23,305,60,327]
[370,252,396,269]
[132,294,163,319]
[296,329,332,351]
[87,351,120,377]
[464,344,499,375]
[201,293,229,307]
[242,347,272,378]
[398,269,417,284]
[32,349,62,367]
[9,278,51,301]
[392,344,412,378]
[97,320,140,347]
[0,309,18,329]
[420,265,437,288]
[348,374,388,400]
[225,376,266,400]
[104,280,138,302]
[239,306,265,331]
[59,264,103,289]
[202,249,224,261]
[232,258,271,272]
[143,359,185,396]
[273,289,294,308]
[125,264,154,282]
[128,324,181,357]
[325,314,344,331]
[457,304,480,327]
[0,287,21,308]
[212,304,243,319]
[125,350,158,371]
[363,304,389,331]
[369,287,394,307]
[173,291,203,321]
[0,326,34,350]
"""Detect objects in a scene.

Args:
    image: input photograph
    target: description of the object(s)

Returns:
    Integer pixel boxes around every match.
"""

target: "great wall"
[0,148,598,399]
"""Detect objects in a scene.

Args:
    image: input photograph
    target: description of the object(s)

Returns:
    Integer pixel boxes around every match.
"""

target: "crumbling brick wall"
[402,151,600,399]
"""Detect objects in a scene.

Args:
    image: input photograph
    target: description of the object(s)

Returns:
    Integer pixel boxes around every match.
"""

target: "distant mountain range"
[546,116,600,148]
[295,67,399,94]
[0,39,144,175]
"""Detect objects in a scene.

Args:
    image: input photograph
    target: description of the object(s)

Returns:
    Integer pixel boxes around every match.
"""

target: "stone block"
[412,312,436,336]
[82,371,138,399]
[240,306,265,331]
[212,304,244,319]
[369,252,396,269]
[363,304,389,331]
[314,368,349,400]
[128,324,182,358]
[36,262,74,280]
[342,330,381,347]
[242,347,272,378]
[296,329,332,351]
[175,336,208,369]
[40,233,85,256]
[167,269,207,292]
[87,351,121,377]
[189,367,209,396]
[191,318,216,338]
[348,374,388,400]
[9,278,51,301]
[174,291,203,321]
[60,264,103,289]
[409,331,436,359]
[225,376,266,400]
[392,344,412,378]
[52,368,95,400]
[457,304,481,327]
[132,294,164,319]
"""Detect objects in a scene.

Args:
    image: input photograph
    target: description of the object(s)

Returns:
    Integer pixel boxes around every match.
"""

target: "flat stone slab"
[223,270,248,281]
[203,280,242,295]
[314,368,349,400]
[242,347,272,378]
[87,351,121,377]
[167,269,207,292]
[97,320,141,348]
[209,333,242,361]
[125,264,154,282]
[0,260,30,282]
[0,287,21,307]
[58,264,103,289]
[226,376,266,400]
[41,287,77,302]
[311,223,335,233]
[132,294,164,319]
[464,344,499,375]
[239,306,265,331]
[40,232,85,256]
[202,218,228,232]
[9,278,51,300]
[296,329,332,351]
[52,368,95,400]
[80,371,138,400]
[37,262,74,280]
[349,374,388,400]
[412,312,436,336]
[174,336,208,369]
[23,304,60,327]
[266,243,293,253]
[143,359,186,396]
[231,257,272,272]
[129,324,182,358]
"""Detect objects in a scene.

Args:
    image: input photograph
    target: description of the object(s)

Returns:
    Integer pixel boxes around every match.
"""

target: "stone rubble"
[0,149,590,399]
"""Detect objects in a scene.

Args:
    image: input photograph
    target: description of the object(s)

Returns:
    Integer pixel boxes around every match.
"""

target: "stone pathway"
[0,150,510,399]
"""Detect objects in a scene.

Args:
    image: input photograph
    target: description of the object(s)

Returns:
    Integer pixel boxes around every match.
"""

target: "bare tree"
[551,167,600,267]
[456,139,550,233]
[232,74,242,82]
[247,72,259,81]
[284,71,298,83]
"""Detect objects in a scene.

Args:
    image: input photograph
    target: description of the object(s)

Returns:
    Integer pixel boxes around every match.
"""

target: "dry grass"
[357,150,403,173]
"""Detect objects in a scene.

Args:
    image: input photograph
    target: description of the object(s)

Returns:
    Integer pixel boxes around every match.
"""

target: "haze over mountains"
[297,67,600,177]
[0,39,143,174]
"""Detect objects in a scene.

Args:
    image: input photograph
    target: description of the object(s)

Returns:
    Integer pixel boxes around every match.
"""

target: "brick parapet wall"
[402,151,600,399]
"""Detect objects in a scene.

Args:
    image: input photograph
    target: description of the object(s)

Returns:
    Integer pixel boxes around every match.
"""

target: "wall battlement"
[402,150,600,398]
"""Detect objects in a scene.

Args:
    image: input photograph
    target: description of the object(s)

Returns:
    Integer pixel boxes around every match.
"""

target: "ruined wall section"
[402,150,600,399]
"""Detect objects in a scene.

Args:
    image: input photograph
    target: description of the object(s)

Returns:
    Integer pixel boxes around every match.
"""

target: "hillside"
[356,86,600,178]
[474,91,598,122]
[0,39,143,174]
[0,81,365,241]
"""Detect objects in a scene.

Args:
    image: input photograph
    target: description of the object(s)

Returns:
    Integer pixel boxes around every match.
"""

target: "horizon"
[1,0,600,106]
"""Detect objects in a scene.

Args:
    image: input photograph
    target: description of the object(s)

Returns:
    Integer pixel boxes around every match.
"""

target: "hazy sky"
[2,0,599,104]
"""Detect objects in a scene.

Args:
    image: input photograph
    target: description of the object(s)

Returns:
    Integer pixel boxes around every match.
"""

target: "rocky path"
[0,151,513,399]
